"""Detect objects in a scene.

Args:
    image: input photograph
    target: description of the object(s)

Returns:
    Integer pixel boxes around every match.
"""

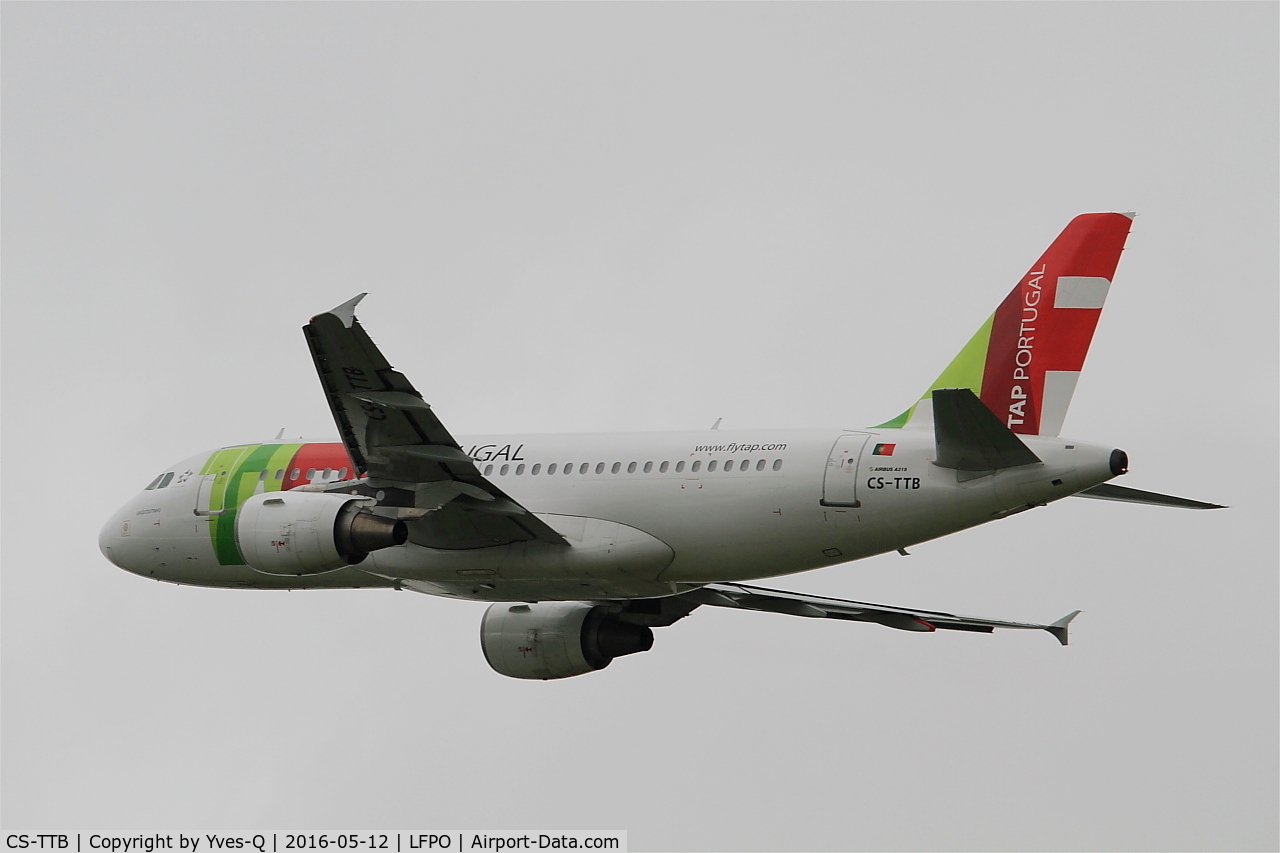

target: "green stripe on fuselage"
[200,443,304,565]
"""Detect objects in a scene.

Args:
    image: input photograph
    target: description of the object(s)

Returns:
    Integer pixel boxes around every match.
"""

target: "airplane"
[99,212,1223,679]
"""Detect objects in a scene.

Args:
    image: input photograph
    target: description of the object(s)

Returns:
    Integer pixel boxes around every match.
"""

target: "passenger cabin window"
[627,462,637,473]
[500,464,510,476]
[691,461,701,473]
[756,459,766,471]
[707,461,718,472]
[676,461,686,472]
[644,462,653,473]
[723,460,734,472]
[516,464,525,475]
[611,462,621,474]
[579,463,589,475]
[306,468,316,480]
[258,470,268,481]
[532,464,542,475]
[275,469,284,480]
[290,469,301,481]
[338,467,348,479]
[484,464,494,476]
[773,459,783,471]
[547,463,557,475]
[595,463,605,474]
[659,461,669,473]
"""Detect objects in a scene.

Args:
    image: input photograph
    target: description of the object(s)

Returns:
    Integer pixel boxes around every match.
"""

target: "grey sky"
[3,3,1276,851]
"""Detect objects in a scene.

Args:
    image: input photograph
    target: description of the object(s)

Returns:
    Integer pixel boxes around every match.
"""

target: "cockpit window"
[157,472,175,489]
[144,474,165,490]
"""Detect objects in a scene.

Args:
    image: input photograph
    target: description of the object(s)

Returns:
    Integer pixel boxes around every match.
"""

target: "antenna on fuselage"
[710,418,722,430]
[273,428,286,441]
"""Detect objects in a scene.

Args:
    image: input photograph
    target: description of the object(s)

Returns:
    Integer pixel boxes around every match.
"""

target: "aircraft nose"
[98,513,128,569]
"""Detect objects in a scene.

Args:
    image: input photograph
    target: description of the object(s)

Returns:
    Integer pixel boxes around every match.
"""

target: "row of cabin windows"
[148,467,351,490]
[481,458,785,477]
[266,467,349,482]
[150,457,779,490]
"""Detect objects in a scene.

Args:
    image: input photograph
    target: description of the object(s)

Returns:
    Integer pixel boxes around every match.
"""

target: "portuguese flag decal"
[872,443,896,456]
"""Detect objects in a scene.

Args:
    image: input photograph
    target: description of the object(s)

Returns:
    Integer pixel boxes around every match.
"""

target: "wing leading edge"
[303,294,568,549]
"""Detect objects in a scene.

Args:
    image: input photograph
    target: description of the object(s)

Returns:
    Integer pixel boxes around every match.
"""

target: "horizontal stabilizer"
[1073,483,1225,510]
[932,388,1041,472]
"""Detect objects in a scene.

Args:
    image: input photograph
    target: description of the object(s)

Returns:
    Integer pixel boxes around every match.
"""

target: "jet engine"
[480,602,655,680]
[236,491,406,576]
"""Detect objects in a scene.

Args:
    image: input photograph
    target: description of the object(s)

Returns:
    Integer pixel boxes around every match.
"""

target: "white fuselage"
[99,426,1120,602]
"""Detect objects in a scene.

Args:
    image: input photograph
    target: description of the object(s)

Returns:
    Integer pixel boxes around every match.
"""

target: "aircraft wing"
[677,582,1080,645]
[303,294,568,549]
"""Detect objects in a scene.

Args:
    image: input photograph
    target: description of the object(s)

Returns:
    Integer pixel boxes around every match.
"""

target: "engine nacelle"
[480,602,655,680]
[235,491,407,576]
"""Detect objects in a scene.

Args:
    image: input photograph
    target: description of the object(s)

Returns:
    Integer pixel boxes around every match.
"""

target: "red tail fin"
[877,212,1134,436]
[981,212,1133,434]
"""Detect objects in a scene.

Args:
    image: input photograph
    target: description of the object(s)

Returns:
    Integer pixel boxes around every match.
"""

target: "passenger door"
[821,434,870,507]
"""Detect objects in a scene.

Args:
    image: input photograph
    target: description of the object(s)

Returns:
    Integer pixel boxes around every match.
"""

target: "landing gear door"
[822,433,870,507]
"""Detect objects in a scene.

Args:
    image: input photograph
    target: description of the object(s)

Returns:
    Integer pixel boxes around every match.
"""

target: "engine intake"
[236,491,407,576]
[481,602,654,680]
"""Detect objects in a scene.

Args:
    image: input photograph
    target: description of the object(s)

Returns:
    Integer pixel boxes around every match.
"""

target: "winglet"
[325,293,367,328]
[1046,610,1081,646]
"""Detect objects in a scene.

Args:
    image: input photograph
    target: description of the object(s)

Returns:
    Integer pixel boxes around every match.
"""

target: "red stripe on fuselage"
[281,442,358,489]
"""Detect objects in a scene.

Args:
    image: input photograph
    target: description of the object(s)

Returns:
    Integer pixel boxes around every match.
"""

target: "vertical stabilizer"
[877,213,1133,435]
